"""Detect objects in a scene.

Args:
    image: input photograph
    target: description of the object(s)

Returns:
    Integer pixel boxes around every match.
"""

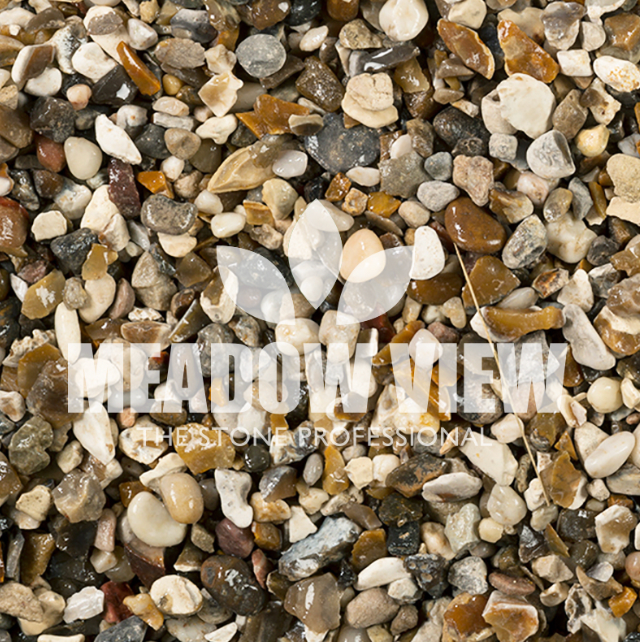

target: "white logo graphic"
[217,199,415,325]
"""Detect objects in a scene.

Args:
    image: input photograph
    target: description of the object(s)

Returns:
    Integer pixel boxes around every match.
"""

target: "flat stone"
[594,55,640,93]
[236,34,286,78]
[345,588,399,629]
[30,97,75,143]
[448,557,488,595]
[379,151,428,199]
[502,215,548,269]
[417,181,459,211]
[562,303,615,370]
[141,194,196,235]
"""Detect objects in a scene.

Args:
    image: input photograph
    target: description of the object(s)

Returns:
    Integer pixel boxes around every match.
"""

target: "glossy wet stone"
[408,273,464,305]
[201,555,266,615]
[445,198,507,253]
[284,573,340,632]
[462,256,520,307]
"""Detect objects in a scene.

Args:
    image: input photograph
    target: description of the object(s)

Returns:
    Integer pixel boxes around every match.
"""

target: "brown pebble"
[444,197,507,254]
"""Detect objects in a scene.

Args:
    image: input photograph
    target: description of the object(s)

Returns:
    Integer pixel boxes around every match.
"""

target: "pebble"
[526,130,575,180]
[127,491,188,547]
[379,0,429,41]
[149,576,202,616]
[64,137,103,181]
[284,573,340,632]
[417,181,459,212]
[273,150,308,178]
[546,214,597,263]
[215,469,253,528]
[31,210,67,242]
[340,229,385,282]
[424,152,453,181]
[502,215,548,269]
[445,197,507,254]
[201,555,266,615]
[72,43,117,82]
[304,112,379,175]
[451,155,493,206]
[487,484,528,526]
[594,55,640,93]
[448,557,488,595]
[159,473,204,524]
[95,115,142,165]
[497,73,555,139]
[63,587,105,623]
[141,194,196,235]
[410,226,445,280]
[584,432,634,478]
[236,34,286,78]
[444,503,481,554]
[345,588,399,629]
[421,472,483,502]
[562,303,616,371]
[30,97,75,143]
[587,377,623,414]
[595,505,637,554]
[607,154,640,203]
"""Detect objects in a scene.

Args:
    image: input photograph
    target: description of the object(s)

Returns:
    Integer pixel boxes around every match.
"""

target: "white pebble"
[150,575,203,616]
[24,68,62,97]
[95,114,142,165]
[64,137,103,181]
[128,491,188,547]
[63,587,104,623]
[346,167,380,186]
[73,402,115,465]
[379,0,429,41]
[215,469,253,528]
[196,115,238,144]
[356,557,411,590]
[32,210,67,241]
[587,377,623,414]
[71,42,117,82]
[557,49,592,77]
[410,226,445,280]
[584,432,634,479]
[211,212,246,238]
[300,25,328,51]
[273,150,308,178]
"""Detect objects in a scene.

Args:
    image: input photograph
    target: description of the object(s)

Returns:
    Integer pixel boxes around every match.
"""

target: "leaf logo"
[217,199,414,325]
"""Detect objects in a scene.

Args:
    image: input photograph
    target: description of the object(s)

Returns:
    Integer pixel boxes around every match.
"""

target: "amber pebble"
[604,14,640,54]
[17,343,62,398]
[82,243,118,280]
[445,198,507,254]
[162,74,183,95]
[544,524,570,558]
[215,27,239,50]
[610,586,637,618]
[437,20,495,80]
[595,307,640,356]
[176,253,212,287]
[322,445,349,495]
[173,423,236,474]
[498,20,559,83]
[408,273,464,306]
[238,94,310,138]
[611,243,640,277]
[137,171,173,198]
[244,201,275,226]
[555,430,578,460]
[367,192,401,217]
[540,452,582,509]
[325,173,351,202]
[484,306,564,341]
[117,41,161,96]
[251,521,282,551]
[296,57,345,113]
[351,529,387,571]
[394,58,430,94]
[528,413,566,452]
[461,256,520,308]
[443,594,490,642]
[242,0,290,30]
[119,481,147,507]
[123,594,164,630]
[21,532,55,585]
[328,0,358,20]
[0,196,29,249]
[563,348,584,387]
[36,134,65,173]
[21,270,65,320]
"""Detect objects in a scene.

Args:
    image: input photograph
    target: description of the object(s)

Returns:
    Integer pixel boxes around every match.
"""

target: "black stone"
[388,521,421,556]
[378,493,424,527]
[95,616,147,642]
[570,540,599,571]
[238,601,292,642]
[91,66,138,106]
[361,45,419,73]
[49,515,98,559]
[434,106,490,153]
[518,524,549,563]
[285,0,321,25]
[30,97,75,143]
[304,113,379,175]
[244,444,270,473]
[557,508,597,542]
[50,228,99,275]
[404,554,449,597]
[135,124,171,159]
[587,235,619,266]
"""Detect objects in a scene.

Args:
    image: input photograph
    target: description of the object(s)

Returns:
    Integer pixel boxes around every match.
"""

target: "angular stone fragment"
[438,20,495,79]
[284,574,340,632]
[482,591,539,642]
[386,452,446,497]
[279,517,360,580]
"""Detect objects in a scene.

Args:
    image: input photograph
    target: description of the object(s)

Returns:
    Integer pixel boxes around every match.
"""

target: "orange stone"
[252,521,282,551]
[484,306,565,341]
[563,347,584,387]
[610,586,637,618]
[408,273,464,306]
[443,594,490,642]
[394,58,431,94]
[173,423,236,474]
[117,41,161,96]
[351,528,387,571]
[244,201,275,226]
[540,452,582,509]
[137,171,173,198]
[237,94,310,138]
[437,20,495,79]
[322,445,349,495]
[325,173,351,202]
[327,0,358,20]
[119,481,147,507]
[367,191,401,217]
[215,27,240,50]
[498,20,559,83]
